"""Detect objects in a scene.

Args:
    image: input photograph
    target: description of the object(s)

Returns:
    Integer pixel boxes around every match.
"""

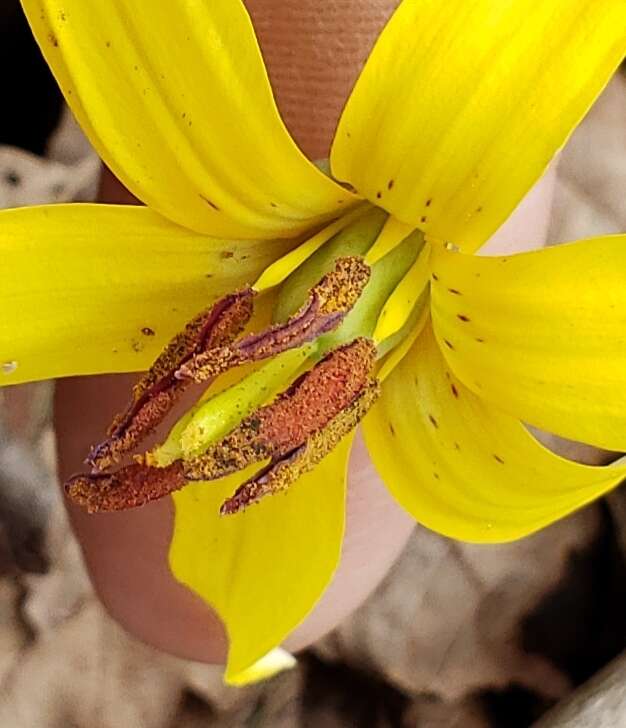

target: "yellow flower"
[1,0,625,682]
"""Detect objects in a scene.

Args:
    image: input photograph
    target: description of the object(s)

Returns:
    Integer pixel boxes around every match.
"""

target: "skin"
[55,0,556,663]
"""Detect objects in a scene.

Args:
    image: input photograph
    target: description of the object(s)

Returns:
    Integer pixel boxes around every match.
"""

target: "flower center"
[66,205,430,515]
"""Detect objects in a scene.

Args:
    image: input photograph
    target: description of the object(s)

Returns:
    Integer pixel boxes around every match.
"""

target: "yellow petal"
[431,235,626,452]
[373,241,431,343]
[364,216,413,266]
[376,302,429,382]
[0,204,290,386]
[364,321,626,543]
[254,204,369,292]
[331,0,625,251]
[227,648,296,687]
[169,438,351,681]
[23,0,355,238]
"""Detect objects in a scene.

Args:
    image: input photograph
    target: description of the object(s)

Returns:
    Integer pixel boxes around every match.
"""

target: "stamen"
[177,257,370,384]
[65,461,186,513]
[314,230,424,356]
[88,290,254,470]
[220,382,380,514]
[272,206,386,323]
[254,204,369,292]
[168,346,312,463]
[184,338,377,481]
[67,338,379,515]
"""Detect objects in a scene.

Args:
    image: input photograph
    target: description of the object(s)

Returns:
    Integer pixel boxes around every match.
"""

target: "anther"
[87,290,254,470]
[66,461,186,513]
[177,257,370,384]
[184,338,377,482]
[67,338,380,516]
[220,382,380,514]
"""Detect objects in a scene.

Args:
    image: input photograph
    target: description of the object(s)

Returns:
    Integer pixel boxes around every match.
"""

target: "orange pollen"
[87,290,254,471]
[220,381,380,515]
[176,256,370,383]
[67,257,375,516]
[65,338,379,515]
[65,462,186,514]
[184,338,377,482]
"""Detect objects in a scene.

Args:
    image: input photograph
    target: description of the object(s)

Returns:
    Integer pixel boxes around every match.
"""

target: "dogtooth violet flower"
[1,0,625,683]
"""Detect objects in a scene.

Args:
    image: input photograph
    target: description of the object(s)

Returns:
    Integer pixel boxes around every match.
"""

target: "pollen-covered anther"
[220,381,380,515]
[88,289,254,471]
[315,256,371,315]
[183,337,377,482]
[176,257,370,384]
[65,461,186,513]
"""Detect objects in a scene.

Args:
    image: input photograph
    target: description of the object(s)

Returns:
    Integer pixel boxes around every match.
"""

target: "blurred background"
[0,2,625,726]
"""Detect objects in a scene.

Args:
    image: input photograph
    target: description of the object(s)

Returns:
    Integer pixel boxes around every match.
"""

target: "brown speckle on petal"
[199,194,220,211]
